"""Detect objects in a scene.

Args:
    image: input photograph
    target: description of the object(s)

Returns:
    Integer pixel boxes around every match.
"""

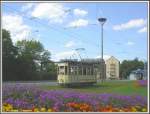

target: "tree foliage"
[3,29,145,81]
[120,58,144,79]
[2,29,57,81]
[2,29,18,80]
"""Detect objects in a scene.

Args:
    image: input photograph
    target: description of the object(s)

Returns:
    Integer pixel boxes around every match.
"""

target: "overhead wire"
[3,4,102,59]
[3,4,100,49]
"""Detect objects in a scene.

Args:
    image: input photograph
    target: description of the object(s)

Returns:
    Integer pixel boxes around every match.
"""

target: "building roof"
[106,56,120,62]
[131,69,144,74]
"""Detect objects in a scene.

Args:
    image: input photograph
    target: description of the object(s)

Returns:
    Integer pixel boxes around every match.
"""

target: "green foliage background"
[2,29,145,81]
[2,29,57,81]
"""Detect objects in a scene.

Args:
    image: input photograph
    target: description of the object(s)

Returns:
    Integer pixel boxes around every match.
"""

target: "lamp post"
[98,18,107,60]
[98,17,107,82]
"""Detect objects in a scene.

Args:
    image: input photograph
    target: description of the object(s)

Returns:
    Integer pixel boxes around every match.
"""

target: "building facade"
[105,56,120,80]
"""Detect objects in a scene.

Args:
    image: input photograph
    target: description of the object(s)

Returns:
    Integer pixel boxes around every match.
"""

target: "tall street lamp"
[98,18,107,60]
[98,17,107,82]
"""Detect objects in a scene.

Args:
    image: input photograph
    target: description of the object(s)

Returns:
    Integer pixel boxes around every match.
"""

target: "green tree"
[2,29,57,81]
[16,40,44,80]
[39,51,57,80]
[16,40,56,80]
[120,58,144,79]
[2,29,18,81]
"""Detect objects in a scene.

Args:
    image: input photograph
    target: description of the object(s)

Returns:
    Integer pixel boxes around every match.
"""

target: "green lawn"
[41,80,147,97]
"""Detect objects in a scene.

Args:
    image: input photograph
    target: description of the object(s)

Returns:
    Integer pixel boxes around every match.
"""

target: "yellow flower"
[135,105,140,109]
[48,108,53,112]
[142,108,147,112]
[2,104,13,112]
[22,110,32,112]
[2,105,6,111]
[34,108,39,112]
[41,107,46,112]
[12,110,18,112]
[131,107,137,112]
[119,109,123,112]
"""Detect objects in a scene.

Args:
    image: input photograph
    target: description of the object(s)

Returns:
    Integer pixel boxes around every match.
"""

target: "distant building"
[128,69,145,80]
[105,56,120,80]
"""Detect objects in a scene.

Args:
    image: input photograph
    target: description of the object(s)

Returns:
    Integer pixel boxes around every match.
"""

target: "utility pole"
[98,17,107,82]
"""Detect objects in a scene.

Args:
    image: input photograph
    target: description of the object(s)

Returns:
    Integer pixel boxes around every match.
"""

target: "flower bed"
[136,80,147,87]
[2,83,147,112]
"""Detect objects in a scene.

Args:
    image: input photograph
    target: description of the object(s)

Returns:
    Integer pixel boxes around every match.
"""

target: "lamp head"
[98,18,107,25]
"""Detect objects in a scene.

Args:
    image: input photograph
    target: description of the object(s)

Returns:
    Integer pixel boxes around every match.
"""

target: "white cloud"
[67,19,88,28]
[95,55,111,61]
[21,3,34,12]
[113,18,146,31]
[126,41,135,46]
[31,3,68,23]
[52,50,76,61]
[65,41,76,48]
[2,14,31,43]
[138,26,147,33]
[73,8,88,17]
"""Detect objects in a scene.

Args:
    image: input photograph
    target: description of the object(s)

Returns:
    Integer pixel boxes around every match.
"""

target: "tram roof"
[56,58,104,64]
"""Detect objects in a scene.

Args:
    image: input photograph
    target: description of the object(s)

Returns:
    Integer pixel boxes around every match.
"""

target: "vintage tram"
[56,59,105,86]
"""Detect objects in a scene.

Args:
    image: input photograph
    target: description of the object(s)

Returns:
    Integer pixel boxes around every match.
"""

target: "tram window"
[91,68,93,75]
[57,67,59,73]
[70,67,74,75]
[74,67,78,75]
[60,66,64,69]
[65,66,67,75]
[59,66,65,75]
[83,67,86,75]
[93,68,97,75]
[68,67,71,75]
[87,67,90,75]
[78,67,82,75]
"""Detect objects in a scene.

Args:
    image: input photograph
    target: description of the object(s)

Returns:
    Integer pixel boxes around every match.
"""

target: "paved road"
[2,81,58,86]
[2,80,130,86]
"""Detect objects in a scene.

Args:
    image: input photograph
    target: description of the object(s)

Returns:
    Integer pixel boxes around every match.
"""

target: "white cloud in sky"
[126,41,135,46]
[2,14,31,43]
[67,19,88,28]
[52,50,76,61]
[73,8,88,17]
[31,3,68,24]
[65,41,76,48]
[138,26,147,33]
[95,55,111,61]
[21,3,34,12]
[113,18,146,31]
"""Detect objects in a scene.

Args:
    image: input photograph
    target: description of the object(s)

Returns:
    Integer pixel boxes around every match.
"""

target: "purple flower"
[2,83,147,111]
[137,80,147,87]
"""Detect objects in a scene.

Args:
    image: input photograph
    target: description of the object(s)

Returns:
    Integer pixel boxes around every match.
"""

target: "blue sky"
[2,2,148,62]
